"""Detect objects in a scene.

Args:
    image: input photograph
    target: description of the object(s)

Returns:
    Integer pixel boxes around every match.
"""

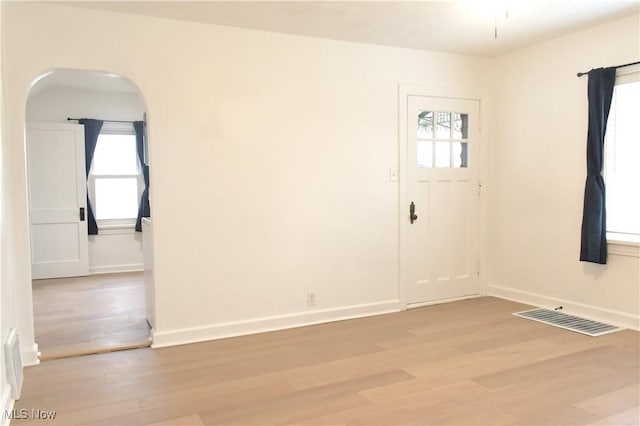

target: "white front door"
[27,122,90,279]
[402,95,480,305]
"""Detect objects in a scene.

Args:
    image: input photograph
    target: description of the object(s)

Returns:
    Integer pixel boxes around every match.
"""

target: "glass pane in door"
[417,140,433,168]
[418,111,434,139]
[436,112,451,139]
[452,142,469,168]
[452,113,469,139]
[435,141,450,168]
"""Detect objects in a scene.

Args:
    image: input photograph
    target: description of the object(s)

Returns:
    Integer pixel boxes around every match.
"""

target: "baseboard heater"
[513,308,622,337]
[4,328,23,400]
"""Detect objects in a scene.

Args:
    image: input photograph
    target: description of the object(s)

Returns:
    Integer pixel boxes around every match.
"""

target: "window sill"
[607,233,640,257]
[97,223,137,235]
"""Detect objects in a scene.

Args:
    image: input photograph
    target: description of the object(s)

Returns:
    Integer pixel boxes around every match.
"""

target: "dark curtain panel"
[579,67,616,264]
[134,121,150,232]
[78,119,104,235]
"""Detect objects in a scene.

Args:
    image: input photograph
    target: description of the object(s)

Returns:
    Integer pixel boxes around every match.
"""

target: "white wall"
[2,3,491,349]
[26,87,146,274]
[0,1,9,417]
[1,1,23,416]
[489,14,640,328]
[26,87,144,122]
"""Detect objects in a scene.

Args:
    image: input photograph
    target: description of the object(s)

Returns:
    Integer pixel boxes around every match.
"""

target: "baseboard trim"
[89,264,144,275]
[488,285,640,331]
[152,300,401,348]
[406,294,481,309]
[1,387,14,426]
[21,343,40,367]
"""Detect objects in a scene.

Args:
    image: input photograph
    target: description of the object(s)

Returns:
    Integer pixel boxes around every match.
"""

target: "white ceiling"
[63,0,640,57]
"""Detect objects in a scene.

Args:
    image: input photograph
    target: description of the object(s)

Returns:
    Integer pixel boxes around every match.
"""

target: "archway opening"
[25,69,153,360]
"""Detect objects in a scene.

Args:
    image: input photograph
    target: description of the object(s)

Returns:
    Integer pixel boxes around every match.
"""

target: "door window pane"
[452,142,469,168]
[94,178,139,220]
[417,111,433,139]
[417,109,471,169]
[435,141,450,168]
[452,113,469,139]
[436,112,451,139]
[417,140,433,168]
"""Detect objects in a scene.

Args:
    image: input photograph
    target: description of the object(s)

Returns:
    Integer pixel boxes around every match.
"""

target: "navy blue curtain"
[78,119,104,235]
[579,67,616,264]
[134,121,150,232]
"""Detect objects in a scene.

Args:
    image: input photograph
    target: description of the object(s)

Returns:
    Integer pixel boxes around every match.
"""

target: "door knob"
[410,201,418,224]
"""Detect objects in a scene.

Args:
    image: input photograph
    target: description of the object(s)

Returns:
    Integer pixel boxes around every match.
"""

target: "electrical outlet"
[307,291,317,307]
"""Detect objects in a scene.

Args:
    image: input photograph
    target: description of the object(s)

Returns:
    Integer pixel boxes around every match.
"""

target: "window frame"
[416,110,470,169]
[87,122,144,231]
[604,69,640,256]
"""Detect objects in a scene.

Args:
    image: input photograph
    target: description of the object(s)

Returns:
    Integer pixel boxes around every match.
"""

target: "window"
[604,77,640,242]
[88,122,143,228]
[417,110,469,168]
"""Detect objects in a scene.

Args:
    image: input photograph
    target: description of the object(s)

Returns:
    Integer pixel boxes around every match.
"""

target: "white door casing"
[27,122,89,279]
[400,93,480,306]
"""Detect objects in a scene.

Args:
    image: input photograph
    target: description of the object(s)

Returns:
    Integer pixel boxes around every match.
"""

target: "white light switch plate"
[389,168,398,182]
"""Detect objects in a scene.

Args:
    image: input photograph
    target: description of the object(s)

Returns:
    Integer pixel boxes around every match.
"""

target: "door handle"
[409,201,418,224]
[80,207,85,221]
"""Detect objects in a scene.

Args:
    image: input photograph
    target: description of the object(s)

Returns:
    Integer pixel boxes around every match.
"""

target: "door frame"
[398,84,489,308]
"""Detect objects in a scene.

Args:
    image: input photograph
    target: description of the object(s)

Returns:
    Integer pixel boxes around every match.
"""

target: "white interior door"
[27,122,89,279]
[403,95,480,305]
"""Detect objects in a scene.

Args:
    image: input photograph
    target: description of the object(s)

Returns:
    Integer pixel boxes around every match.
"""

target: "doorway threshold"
[40,340,151,361]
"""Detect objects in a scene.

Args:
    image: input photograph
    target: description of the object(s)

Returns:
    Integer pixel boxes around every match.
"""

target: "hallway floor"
[33,272,150,360]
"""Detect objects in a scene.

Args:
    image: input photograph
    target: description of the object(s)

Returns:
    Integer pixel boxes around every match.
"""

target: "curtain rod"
[577,61,640,77]
[67,117,138,124]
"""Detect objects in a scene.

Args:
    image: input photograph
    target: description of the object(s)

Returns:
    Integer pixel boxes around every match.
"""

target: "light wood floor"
[15,297,639,425]
[33,272,150,360]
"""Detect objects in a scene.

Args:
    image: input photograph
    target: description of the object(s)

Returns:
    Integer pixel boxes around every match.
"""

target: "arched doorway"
[25,69,154,360]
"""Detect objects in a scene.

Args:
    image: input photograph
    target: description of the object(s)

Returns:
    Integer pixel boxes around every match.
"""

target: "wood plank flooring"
[14,297,639,425]
[33,272,150,360]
